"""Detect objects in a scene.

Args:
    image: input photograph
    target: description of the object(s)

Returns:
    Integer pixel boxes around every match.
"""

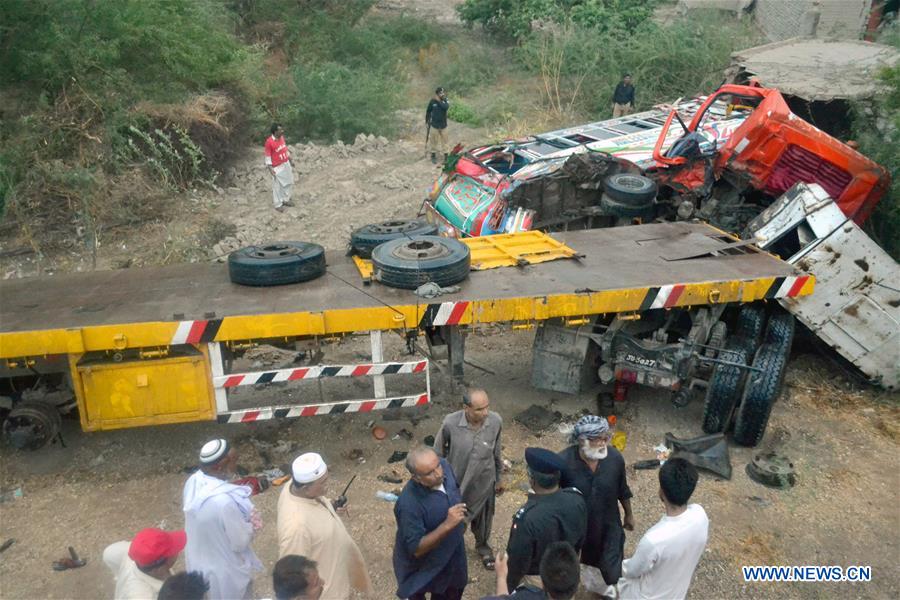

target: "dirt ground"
[0,327,898,599]
[1,8,899,593]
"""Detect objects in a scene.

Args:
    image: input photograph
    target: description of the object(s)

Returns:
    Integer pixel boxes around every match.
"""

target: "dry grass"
[132,92,234,134]
[737,531,781,566]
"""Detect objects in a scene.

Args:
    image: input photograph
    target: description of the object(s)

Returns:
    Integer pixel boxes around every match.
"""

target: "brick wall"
[755,0,872,41]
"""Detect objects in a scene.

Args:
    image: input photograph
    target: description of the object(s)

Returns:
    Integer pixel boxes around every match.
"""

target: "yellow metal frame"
[353,230,580,278]
[464,230,580,270]
[70,346,216,431]
[0,276,814,359]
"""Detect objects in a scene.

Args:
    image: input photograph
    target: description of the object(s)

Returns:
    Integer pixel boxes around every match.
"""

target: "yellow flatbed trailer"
[0,222,813,445]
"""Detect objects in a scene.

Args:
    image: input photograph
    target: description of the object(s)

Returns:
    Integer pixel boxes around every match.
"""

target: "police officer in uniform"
[504,448,588,594]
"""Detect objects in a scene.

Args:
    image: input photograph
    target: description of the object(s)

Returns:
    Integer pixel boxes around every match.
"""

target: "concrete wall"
[754,0,872,41]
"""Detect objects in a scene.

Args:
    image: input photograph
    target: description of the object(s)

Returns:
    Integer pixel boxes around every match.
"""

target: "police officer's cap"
[525,447,565,474]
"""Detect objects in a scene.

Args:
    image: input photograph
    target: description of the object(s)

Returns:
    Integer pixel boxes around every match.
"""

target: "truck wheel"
[733,342,789,447]
[2,401,61,450]
[764,307,795,352]
[350,219,438,258]
[372,235,470,289]
[228,242,326,286]
[600,194,656,220]
[701,337,751,434]
[736,303,767,348]
[603,174,658,204]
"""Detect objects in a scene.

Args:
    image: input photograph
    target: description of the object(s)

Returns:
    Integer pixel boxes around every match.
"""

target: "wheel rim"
[250,244,302,259]
[3,405,59,450]
[370,220,419,234]
[391,239,452,261]
[615,175,649,190]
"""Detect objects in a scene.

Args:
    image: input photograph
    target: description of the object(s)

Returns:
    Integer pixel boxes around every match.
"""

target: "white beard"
[581,441,608,461]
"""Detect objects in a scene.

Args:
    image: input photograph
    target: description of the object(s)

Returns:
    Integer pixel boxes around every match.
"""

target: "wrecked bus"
[424,83,889,237]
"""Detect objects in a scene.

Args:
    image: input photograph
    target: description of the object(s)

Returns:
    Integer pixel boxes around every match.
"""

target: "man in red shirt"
[264,123,295,211]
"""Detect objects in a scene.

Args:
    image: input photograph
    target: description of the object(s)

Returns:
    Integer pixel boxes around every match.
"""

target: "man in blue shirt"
[393,446,468,600]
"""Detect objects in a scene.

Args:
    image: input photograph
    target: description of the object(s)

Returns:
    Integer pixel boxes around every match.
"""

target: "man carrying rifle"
[426,86,450,164]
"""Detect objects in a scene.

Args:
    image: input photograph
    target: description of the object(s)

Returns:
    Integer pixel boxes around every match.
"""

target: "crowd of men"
[104,386,708,600]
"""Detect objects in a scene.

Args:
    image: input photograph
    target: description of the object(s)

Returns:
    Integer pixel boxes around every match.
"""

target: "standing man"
[277,452,372,599]
[102,528,187,600]
[505,448,587,592]
[265,123,295,211]
[612,74,635,118]
[618,458,709,600]
[272,555,326,600]
[393,446,468,600]
[558,416,634,597]
[433,387,503,571]
[425,87,450,164]
[182,439,263,600]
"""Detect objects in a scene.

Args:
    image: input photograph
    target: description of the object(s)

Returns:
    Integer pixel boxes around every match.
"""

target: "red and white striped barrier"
[216,392,429,423]
[213,360,428,389]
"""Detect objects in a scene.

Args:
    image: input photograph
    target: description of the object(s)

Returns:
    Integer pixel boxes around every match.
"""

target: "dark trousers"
[470,492,495,557]
[409,587,464,600]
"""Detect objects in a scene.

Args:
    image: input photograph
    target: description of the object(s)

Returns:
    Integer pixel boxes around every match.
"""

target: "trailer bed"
[0,223,813,358]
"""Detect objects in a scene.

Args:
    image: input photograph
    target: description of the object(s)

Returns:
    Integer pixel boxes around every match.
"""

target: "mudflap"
[531,318,600,394]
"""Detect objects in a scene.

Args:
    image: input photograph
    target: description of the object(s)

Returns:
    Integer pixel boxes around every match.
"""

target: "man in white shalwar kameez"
[277,452,372,599]
[183,439,263,600]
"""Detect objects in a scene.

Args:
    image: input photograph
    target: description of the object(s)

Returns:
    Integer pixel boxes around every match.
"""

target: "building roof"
[730,38,900,101]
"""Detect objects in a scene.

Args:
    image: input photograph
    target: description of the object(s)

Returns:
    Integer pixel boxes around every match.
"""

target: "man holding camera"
[425,87,451,164]
[277,452,372,599]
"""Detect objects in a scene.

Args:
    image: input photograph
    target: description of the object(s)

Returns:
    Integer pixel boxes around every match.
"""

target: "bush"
[516,10,762,116]
[433,43,503,96]
[0,0,252,241]
[285,62,401,141]
[852,35,900,259]
[448,101,482,126]
[458,0,658,39]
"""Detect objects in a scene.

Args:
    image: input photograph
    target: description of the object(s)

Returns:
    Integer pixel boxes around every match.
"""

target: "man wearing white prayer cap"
[182,439,263,600]
[277,452,372,599]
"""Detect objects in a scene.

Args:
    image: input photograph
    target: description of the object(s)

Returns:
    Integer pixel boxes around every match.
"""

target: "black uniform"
[426,97,450,129]
[505,487,587,591]
[558,445,632,585]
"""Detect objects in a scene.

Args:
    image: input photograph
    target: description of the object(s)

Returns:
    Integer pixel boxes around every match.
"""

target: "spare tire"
[228,242,326,286]
[600,194,656,220]
[603,173,658,205]
[372,236,470,289]
[350,219,438,258]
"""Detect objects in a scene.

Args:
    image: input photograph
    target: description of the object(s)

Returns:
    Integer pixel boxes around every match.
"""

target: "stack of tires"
[600,174,657,221]
[350,219,470,290]
[701,304,795,446]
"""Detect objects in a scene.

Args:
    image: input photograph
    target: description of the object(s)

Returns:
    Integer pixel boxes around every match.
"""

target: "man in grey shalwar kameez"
[434,387,504,570]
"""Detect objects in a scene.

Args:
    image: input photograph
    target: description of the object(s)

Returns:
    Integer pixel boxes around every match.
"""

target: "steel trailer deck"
[0,223,813,359]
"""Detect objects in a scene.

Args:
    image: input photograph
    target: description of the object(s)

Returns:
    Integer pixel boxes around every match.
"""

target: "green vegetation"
[458,0,658,38]
[5,0,893,260]
[852,26,900,258]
